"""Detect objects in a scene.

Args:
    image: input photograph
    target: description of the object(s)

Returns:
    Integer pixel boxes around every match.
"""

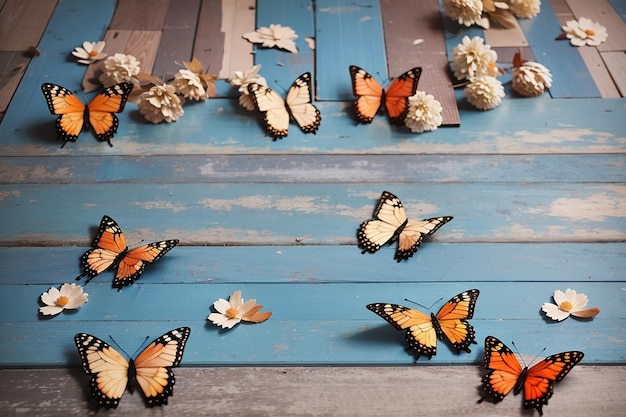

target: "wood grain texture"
[0,0,57,50]
[0,51,29,113]
[108,0,170,31]
[214,0,256,79]
[1,366,624,417]
[601,51,626,96]
[380,0,460,126]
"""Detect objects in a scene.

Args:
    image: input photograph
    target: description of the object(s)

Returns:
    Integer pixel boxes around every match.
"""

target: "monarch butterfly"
[41,82,132,147]
[75,215,179,289]
[74,327,191,408]
[248,72,321,139]
[349,65,422,125]
[358,191,452,261]
[367,289,479,360]
[479,335,584,416]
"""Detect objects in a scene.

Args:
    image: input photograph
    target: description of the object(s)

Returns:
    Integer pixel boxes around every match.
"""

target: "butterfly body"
[74,327,191,408]
[76,215,179,289]
[41,82,132,147]
[367,289,479,360]
[248,72,321,139]
[358,191,452,261]
[349,65,422,125]
[479,335,584,416]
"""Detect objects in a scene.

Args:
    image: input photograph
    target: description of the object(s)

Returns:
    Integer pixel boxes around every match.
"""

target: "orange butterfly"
[41,82,132,147]
[479,335,584,416]
[74,327,191,408]
[349,65,421,125]
[76,215,179,289]
[367,289,479,360]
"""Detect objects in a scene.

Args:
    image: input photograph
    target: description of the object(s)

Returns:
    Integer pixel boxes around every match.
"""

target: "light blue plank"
[254,0,316,87]
[1,243,624,285]
[315,0,387,100]
[608,0,626,23]
[517,0,600,98]
[0,282,622,365]
[2,154,625,184]
[2,97,625,155]
[0,183,624,244]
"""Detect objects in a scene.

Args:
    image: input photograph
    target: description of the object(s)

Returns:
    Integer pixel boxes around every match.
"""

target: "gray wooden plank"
[0,51,30,113]
[0,0,57,50]
[192,0,225,77]
[152,0,202,81]
[380,0,461,126]
[1,366,624,417]
[108,0,170,31]
[2,154,624,184]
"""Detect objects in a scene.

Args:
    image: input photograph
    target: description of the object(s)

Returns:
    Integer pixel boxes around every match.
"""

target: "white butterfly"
[358,191,453,261]
[248,72,321,139]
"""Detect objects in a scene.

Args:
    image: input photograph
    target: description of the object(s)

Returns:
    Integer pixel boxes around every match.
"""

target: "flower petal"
[229,290,243,309]
[40,287,60,306]
[552,289,567,305]
[39,305,64,316]
[541,303,570,321]
[213,298,231,314]
[570,292,589,311]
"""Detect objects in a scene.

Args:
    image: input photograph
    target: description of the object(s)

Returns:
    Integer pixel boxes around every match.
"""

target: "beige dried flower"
[99,53,141,87]
[173,69,207,101]
[508,0,541,18]
[452,36,498,81]
[138,84,184,123]
[512,61,552,97]
[404,91,443,133]
[464,76,505,110]
[442,0,484,27]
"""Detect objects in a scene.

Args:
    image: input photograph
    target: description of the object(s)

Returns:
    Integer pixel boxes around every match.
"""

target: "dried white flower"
[452,36,498,81]
[39,283,88,316]
[229,65,268,111]
[508,0,541,18]
[404,91,443,133]
[562,17,608,47]
[442,0,484,27]
[207,290,272,329]
[464,76,505,110]
[138,84,184,123]
[71,41,107,64]
[242,24,299,53]
[541,288,600,321]
[99,53,141,87]
[173,69,207,101]
[512,61,552,97]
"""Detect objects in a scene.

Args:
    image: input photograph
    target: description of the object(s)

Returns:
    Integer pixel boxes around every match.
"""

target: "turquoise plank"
[254,0,316,87]
[0,183,624,244]
[3,154,626,184]
[609,0,626,23]
[518,0,600,98]
[1,243,624,285]
[315,0,387,100]
[0,282,622,365]
[2,97,625,155]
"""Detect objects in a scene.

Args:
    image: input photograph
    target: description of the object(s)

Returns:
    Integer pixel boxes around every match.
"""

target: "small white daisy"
[39,283,88,316]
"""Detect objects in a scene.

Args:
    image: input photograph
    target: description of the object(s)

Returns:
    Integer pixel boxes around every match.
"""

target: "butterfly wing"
[481,336,524,403]
[366,303,438,359]
[358,191,407,255]
[248,83,290,139]
[114,239,180,288]
[435,289,479,353]
[87,82,133,146]
[523,351,584,415]
[395,216,453,261]
[132,327,191,406]
[77,215,128,283]
[349,65,384,124]
[41,83,86,145]
[384,67,422,125]
[285,72,321,134]
[74,333,130,408]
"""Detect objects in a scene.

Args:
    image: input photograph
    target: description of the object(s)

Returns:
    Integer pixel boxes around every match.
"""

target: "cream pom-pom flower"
[541,289,600,321]
[404,91,443,133]
[39,283,88,316]
[442,0,484,27]
[99,53,141,87]
[452,36,498,81]
[137,84,184,123]
[242,24,299,53]
[464,75,505,110]
[173,69,207,101]
[229,65,268,111]
[561,17,608,47]
[508,0,541,18]
[72,41,107,64]
[208,290,272,329]
[512,61,552,97]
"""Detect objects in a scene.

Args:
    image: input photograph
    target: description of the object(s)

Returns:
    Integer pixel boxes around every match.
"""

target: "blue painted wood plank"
[0,183,624,244]
[1,243,623,285]
[518,0,601,98]
[0,281,621,366]
[1,98,625,155]
[2,154,625,184]
[253,0,316,89]
[315,0,387,100]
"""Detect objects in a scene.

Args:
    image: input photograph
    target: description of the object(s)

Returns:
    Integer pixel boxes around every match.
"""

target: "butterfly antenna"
[109,335,150,359]
[404,297,443,310]
[511,340,546,368]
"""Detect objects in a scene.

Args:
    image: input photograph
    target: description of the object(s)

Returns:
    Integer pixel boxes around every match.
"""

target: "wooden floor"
[1,0,625,415]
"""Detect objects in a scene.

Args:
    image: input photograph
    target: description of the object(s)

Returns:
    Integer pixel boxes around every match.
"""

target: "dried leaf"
[27,46,41,57]
[137,71,163,85]
[183,58,204,74]
[555,32,568,40]
[199,73,218,97]
[487,9,517,29]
